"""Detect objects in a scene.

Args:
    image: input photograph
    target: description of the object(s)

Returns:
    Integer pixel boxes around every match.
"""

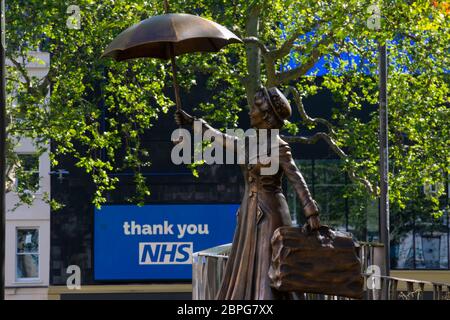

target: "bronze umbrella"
[101,10,242,114]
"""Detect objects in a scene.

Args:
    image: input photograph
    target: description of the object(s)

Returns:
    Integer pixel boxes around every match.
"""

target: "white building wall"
[4,51,50,300]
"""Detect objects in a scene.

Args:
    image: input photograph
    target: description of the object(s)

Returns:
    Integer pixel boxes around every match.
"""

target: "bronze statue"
[175,87,320,300]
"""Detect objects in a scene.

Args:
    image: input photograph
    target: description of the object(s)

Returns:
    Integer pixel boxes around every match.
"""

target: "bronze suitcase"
[268,225,364,299]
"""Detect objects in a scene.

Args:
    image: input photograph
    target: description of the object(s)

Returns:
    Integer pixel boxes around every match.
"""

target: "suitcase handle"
[302,223,332,235]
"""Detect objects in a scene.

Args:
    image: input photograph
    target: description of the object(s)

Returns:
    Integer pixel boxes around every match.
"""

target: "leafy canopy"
[6,0,449,217]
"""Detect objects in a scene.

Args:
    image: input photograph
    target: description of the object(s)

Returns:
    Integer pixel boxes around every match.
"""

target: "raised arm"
[279,143,320,220]
[175,110,239,153]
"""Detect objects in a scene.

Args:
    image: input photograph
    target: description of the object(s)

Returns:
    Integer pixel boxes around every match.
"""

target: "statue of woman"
[175,87,321,300]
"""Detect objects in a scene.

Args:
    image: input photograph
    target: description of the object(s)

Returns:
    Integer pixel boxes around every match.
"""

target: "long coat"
[196,120,318,300]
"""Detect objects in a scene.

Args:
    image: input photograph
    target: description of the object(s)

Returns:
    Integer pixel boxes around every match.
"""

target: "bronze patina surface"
[101,13,242,61]
[269,226,364,299]
[176,87,322,299]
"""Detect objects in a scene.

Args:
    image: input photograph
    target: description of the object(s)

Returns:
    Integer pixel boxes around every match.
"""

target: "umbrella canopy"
[101,13,242,61]
[101,12,242,143]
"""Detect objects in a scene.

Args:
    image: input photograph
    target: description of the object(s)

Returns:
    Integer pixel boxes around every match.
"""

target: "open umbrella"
[101,1,242,116]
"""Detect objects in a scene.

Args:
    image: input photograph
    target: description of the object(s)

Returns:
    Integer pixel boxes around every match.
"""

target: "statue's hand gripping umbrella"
[101,1,242,141]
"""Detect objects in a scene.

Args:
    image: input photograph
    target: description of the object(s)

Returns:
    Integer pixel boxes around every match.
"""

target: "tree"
[6,0,449,217]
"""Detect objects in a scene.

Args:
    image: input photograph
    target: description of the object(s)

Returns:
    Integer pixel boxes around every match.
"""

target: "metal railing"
[192,243,230,300]
[363,274,450,300]
[192,242,450,300]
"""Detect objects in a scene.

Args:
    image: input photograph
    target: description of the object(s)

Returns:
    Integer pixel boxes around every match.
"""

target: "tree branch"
[242,37,269,54]
[282,133,377,196]
[267,29,303,60]
[7,53,51,98]
[274,35,333,85]
[267,17,329,61]
[282,83,377,196]
[285,86,336,136]
[7,54,32,88]
[239,36,279,87]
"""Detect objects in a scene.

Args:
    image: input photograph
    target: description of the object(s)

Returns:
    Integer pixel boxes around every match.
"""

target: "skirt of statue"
[216,190,293,300]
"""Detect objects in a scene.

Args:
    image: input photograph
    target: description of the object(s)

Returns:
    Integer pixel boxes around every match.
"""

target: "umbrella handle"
[164,0,170,13]
[169,43,184,145]
[169,44,182,112]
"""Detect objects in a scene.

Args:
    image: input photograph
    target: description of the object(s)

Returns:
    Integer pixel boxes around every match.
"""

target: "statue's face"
[250,91,270,128]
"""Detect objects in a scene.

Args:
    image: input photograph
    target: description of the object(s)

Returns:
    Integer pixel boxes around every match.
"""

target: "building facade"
[5,51,51,300]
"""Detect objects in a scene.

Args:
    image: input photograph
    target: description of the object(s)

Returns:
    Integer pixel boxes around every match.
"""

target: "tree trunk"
[243,4,261,107]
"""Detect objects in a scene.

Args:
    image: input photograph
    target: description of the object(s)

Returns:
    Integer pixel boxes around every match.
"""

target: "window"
[16,228,39,281]
[286,160,313,225]
[286,159,352,230]
[392,210,449,270]
[313,160,347,230]
[16,154,40,192]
